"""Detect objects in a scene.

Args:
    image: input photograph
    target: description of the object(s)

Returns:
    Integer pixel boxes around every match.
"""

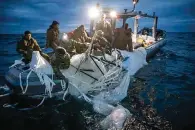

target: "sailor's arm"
[85,37,92,43]
[70,39,88,53]
[33,39,41,51]
[85,35,92,43]
[16,41,27,55]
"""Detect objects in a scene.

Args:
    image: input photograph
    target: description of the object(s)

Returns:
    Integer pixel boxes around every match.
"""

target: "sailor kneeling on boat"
[60,34,89,56]
[71,25,92,44]
[16,31,50,64]
[112,24,133,52]
[93,30,112,55]
[95,14,113,43]
[50,47,70,79]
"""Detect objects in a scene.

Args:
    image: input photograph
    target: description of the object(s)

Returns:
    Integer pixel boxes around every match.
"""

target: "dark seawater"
[0,32,195,130]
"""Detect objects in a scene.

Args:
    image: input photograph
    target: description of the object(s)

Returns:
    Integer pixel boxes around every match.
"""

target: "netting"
[0,85,13,97]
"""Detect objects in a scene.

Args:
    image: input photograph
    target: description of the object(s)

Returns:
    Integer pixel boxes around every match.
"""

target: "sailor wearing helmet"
[59,33,89,56]
[95,14,113,43]
[46,21,60,50]
[93,30,112,55]
[50,47,70,79]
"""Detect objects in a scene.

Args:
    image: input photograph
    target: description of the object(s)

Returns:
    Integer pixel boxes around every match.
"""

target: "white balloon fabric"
[30,51,53,75]
[100,105,132,130]
[19,51,55,97]
[60,47,147,126]
[120,47,148,75]
[61,53,107,97]
[16,47,147,129]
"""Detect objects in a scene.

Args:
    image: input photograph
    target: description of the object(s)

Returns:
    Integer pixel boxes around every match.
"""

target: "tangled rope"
[3,96,46,111]
[0,85,13,97]
[18,52,55,98]
[19,67,55,98]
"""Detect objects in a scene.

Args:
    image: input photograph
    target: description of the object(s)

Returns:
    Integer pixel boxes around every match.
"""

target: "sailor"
[113,24,133,52]
[63,25,91,54]
[60,33,89,55]
[16,31,50,64]
[142,28,149,36]
[71,25,92,43]
[93,30,112,54]
[46,20,60,50]
[156,30,164,39]
[124,23,133,51]
[95,14,113,43]
[50,47,70,79]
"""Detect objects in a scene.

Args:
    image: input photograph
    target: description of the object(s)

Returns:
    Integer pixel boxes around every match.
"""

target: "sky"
[0,0,195,34]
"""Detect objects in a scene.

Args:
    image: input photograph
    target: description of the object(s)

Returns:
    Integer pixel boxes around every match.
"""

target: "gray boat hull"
[146,39,166,59]
[5,65,62,96]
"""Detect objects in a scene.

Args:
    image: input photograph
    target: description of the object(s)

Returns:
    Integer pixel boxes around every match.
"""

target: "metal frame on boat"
[88,1,166,59]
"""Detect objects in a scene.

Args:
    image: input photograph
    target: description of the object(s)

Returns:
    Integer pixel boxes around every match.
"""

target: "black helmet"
[24,30,31,35]
[55,47,67,56]
[52,20,59,25]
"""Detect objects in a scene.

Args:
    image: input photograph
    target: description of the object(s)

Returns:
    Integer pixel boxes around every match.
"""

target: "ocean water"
[0,32,195,130]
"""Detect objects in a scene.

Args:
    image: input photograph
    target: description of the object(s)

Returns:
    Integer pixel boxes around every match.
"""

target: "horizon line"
[0,31,195,35]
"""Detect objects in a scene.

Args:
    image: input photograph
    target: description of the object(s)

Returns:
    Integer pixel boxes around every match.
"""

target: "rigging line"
[90,55,104,75]
[71,64,98,81]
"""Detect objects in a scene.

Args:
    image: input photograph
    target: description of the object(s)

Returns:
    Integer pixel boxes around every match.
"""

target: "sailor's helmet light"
[61,33,67,40]
[59,33,68,41]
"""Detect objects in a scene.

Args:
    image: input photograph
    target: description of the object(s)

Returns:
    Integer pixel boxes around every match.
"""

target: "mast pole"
[90,20,94,36]
[134,17,139,43]
[153,12,158,41]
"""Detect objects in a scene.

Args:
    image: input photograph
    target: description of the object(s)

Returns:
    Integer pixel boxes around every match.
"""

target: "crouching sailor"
[71,25,92,44]
[95,14,113,43]
[16,30,50,64]
[94,30,112,54]
[50,47,70,79]
[60,33,89,56]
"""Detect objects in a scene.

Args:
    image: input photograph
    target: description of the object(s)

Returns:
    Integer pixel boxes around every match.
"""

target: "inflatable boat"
[5,34,166,97]
[4,3,166,98]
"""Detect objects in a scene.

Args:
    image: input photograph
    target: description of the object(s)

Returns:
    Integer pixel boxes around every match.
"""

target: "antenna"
[125,0,139,13]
